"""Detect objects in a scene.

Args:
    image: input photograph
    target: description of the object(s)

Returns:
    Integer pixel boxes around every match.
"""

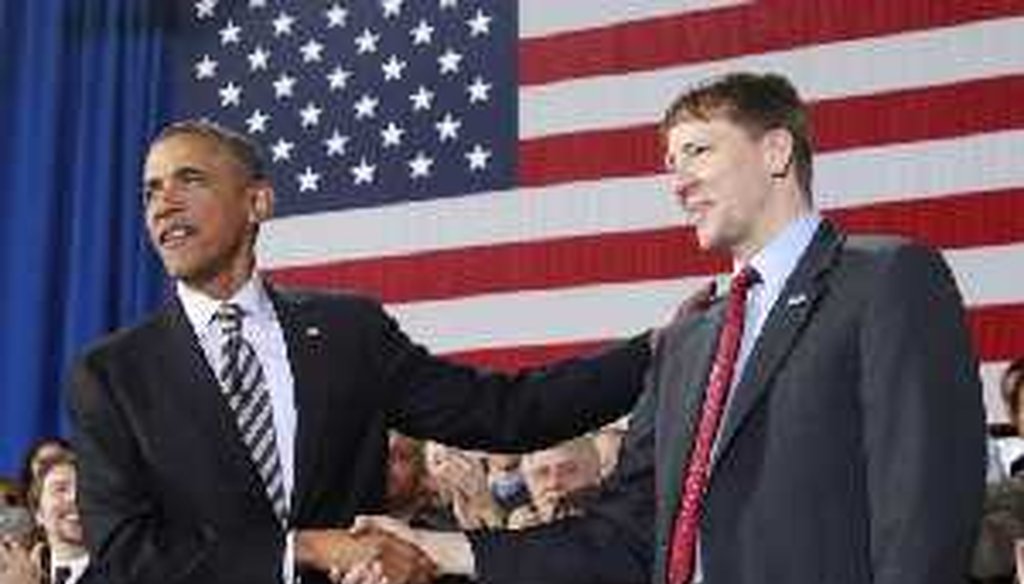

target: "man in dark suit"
[67,120,653,584]
[361,72,986,584]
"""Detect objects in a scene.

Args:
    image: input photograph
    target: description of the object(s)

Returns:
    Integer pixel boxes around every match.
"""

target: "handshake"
[296,517,473,584]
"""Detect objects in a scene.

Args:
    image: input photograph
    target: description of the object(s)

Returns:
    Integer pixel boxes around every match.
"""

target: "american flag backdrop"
[172,0,1024,420]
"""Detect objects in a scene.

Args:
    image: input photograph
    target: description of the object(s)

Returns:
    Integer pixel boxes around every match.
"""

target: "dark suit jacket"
[68,289,650,584]
[472,221,986,584]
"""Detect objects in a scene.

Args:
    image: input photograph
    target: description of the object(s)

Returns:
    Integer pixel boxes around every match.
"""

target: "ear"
[248,182,275,224]
[761,128,794,178]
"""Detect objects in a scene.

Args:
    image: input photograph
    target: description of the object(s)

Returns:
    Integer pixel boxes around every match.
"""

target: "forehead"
[144,133,232,177]
[42,464,76,488]
[666,115,747,146]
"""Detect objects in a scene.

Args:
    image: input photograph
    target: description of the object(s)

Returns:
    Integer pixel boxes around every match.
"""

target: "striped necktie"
[214,303,289,527]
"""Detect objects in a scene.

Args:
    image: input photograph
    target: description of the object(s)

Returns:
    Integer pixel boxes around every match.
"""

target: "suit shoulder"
[77,306,173,366]
[273,286,384,314]
[840,234,945,271]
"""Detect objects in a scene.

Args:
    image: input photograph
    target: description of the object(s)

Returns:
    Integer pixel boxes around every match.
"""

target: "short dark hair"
[151,119,268,181]
[661,72,814,196]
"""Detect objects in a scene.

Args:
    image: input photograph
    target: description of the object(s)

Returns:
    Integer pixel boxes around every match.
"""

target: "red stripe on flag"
[267,188,1024,303]
[520,0,1024,86]
[446,303,1024,372]
[519,75,1024,188]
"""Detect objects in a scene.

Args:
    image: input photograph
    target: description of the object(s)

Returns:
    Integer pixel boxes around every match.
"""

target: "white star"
[325,4,348,28]
[466,144,491,170]
[380,122,405,148]
[435,112,461,142]
[245,109,269,134]
[272,73,296,99]
[219,20,241,45]
[467,76,491,104]
[249,0,267,8]
[439,0,458,9]
[381,55,407,81]
[219,82,242,107]
[351,158,376,185]
[300,39,324,63]
[408,151,433,179]
[381,0,403,18]
[410,20,434,45]
[272,12,296,37]
[466,9,492,37]
[299,102,323,128]
[438,48,462,75]
[270,138,295,162]
[354,28,380,55]
[297,167,321,192]
[353,94,379,120]
[410,85,435,111]
[326,66,352,91]
[247,46,270,71]
[195,0,216,20]
[194,54,217,80]
[324,130,349,157]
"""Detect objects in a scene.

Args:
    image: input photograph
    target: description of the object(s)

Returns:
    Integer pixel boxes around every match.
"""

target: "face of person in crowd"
[1006,371,1024,435]
[34,463,83,548]
[665,114,797,261]
[520,442,600,518]
[386,434,424,508]
[143,132,271,299]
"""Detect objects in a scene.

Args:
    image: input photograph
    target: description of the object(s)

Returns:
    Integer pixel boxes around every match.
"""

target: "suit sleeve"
[363,299,652,452]
[858,243,986,584]
[467,388,657,584]
[68,355,282,584]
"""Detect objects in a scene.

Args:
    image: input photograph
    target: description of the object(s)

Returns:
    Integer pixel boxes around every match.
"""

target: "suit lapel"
[267,289,332,520]
[712,222,844,469]
[156,300,266,492]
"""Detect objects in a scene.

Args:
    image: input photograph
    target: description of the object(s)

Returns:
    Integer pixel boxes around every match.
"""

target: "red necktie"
[666,267,758,584]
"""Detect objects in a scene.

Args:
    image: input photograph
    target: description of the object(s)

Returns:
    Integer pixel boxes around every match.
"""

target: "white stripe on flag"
[520,16,1024,138]
[260,129,1024,267]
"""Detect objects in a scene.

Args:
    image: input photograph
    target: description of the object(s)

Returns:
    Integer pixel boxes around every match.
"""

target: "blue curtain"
[0,0,171,476]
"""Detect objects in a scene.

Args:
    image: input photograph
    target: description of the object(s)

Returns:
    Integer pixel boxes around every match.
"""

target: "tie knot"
[214,303,244,336]
[730,266,760,295]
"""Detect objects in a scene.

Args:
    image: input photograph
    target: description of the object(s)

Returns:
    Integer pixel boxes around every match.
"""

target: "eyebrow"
[143,166,208,191]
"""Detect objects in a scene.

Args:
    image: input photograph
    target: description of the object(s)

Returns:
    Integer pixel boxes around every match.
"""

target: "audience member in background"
[972,359,1024,583]
[591,416,629,480]
[27,451,89,584]
[1,476,37,584]
[482,454,529,517]
[990,359,1024,480]
[386,433,453,530]
[425,444,504,530]
[506,437,602,530]
[18,440,72,499]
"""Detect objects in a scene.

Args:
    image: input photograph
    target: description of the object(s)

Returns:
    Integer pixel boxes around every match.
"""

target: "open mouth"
[158,223,198,248]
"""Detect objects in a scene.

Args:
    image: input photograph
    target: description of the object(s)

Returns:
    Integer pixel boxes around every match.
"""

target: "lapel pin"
[305,326,322,338]
[786,293,808,308]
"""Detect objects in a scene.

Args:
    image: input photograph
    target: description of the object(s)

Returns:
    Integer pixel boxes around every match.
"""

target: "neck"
[189,256,256,300]
[732,184,811,263]
[49,541,88,563]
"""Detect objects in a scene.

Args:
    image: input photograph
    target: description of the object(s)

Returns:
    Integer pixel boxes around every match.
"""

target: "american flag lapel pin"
[786,293,808,308]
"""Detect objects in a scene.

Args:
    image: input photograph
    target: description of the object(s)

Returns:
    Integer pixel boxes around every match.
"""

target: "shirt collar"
[176,273,274,334]
[735,212,822,291]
